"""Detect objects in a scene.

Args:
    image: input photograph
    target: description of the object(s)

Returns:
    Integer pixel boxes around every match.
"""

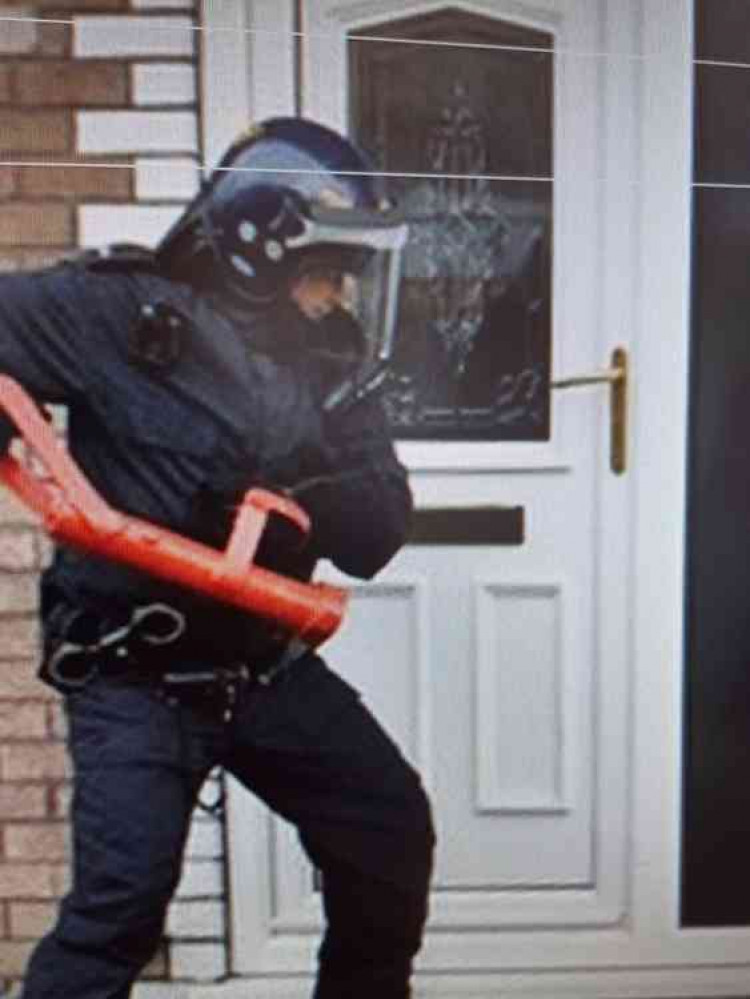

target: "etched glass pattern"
[349,10,553,440]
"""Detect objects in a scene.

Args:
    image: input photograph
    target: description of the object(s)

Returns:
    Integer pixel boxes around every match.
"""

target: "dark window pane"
[695,0,750,64]
[683,185,750,925]
[349,9,553,442]
[694,62,750,184]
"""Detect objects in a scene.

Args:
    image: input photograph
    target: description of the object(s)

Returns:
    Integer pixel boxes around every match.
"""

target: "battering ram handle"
[0,375,347,648]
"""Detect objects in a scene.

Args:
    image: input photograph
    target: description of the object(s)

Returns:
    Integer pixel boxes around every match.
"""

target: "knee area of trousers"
[58,861,179,947]
[56,904,166,968]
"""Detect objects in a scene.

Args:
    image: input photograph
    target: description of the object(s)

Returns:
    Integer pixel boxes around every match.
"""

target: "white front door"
[200,2,750,996]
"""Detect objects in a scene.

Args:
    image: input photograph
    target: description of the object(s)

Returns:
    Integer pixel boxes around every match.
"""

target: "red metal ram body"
[0,375,347,648]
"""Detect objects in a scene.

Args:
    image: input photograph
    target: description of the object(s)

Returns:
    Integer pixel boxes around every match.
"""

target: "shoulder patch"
[128,300,190,375]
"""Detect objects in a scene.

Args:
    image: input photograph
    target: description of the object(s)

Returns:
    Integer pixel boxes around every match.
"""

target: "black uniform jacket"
[0,257,412,659]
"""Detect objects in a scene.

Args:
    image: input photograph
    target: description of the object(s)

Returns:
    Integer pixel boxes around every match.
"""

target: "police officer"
[5,118,435,999]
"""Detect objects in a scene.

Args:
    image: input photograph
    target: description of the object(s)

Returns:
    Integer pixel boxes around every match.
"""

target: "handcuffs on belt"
[45,602,187,691]
[45,601,305,709]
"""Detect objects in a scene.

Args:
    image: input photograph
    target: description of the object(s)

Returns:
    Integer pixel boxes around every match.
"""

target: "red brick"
[0,938,33,976]
[18,162,132,200]
[36,0,129,8]
[0,110,71,154]
[0,743,69,781]
[8,900,56,938]
[0,784,47,819]
[0,204,73,246]
[0,530,37,571]
[37,21,70,57]
[0,863,57,899]
[0,66,11,103]
[0,662,54,702]
[0,574,38,614]
[0,702,46,739]
[0,17,37,56]
[0,165,16,198]
[5,823,69,861]
[17,61,128,107]
[0,617,41,661]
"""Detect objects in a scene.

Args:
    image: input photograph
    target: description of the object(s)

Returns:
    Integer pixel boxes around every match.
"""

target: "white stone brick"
[167,899,224,938]
[135,158,200,201]
[175,859,223,899]
[133,983,312,999]
[0,10,37,54]
[79,204,183,248]
[74,16,194,59]
[169,942,226,981]
[190,800,221,824]
[77,111,198,155]
[185,817,223,859]
[133,64,196,106]
[133,987,193,999]
[133,0,193,9]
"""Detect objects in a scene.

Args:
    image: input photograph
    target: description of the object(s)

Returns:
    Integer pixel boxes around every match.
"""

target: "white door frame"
[190,2,750,995]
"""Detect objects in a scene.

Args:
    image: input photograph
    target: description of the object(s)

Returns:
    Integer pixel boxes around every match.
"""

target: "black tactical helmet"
[156,117,408,317]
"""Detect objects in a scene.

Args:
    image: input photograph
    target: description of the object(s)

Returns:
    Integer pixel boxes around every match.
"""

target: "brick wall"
[0,2,230,992]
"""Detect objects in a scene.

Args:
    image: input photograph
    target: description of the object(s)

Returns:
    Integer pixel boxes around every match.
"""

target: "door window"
[349,10,553,440]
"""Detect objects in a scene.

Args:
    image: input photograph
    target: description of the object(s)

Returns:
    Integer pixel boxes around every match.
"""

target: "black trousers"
[20,654,435,999]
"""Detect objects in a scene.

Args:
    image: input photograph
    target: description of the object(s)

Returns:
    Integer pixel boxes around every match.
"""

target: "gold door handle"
[551,346,628,474]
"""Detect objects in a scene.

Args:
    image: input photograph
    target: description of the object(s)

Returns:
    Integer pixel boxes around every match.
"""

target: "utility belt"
[41,601,303,699]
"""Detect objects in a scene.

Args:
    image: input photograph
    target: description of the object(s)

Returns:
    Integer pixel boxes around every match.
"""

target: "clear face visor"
[286,206,409,363]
